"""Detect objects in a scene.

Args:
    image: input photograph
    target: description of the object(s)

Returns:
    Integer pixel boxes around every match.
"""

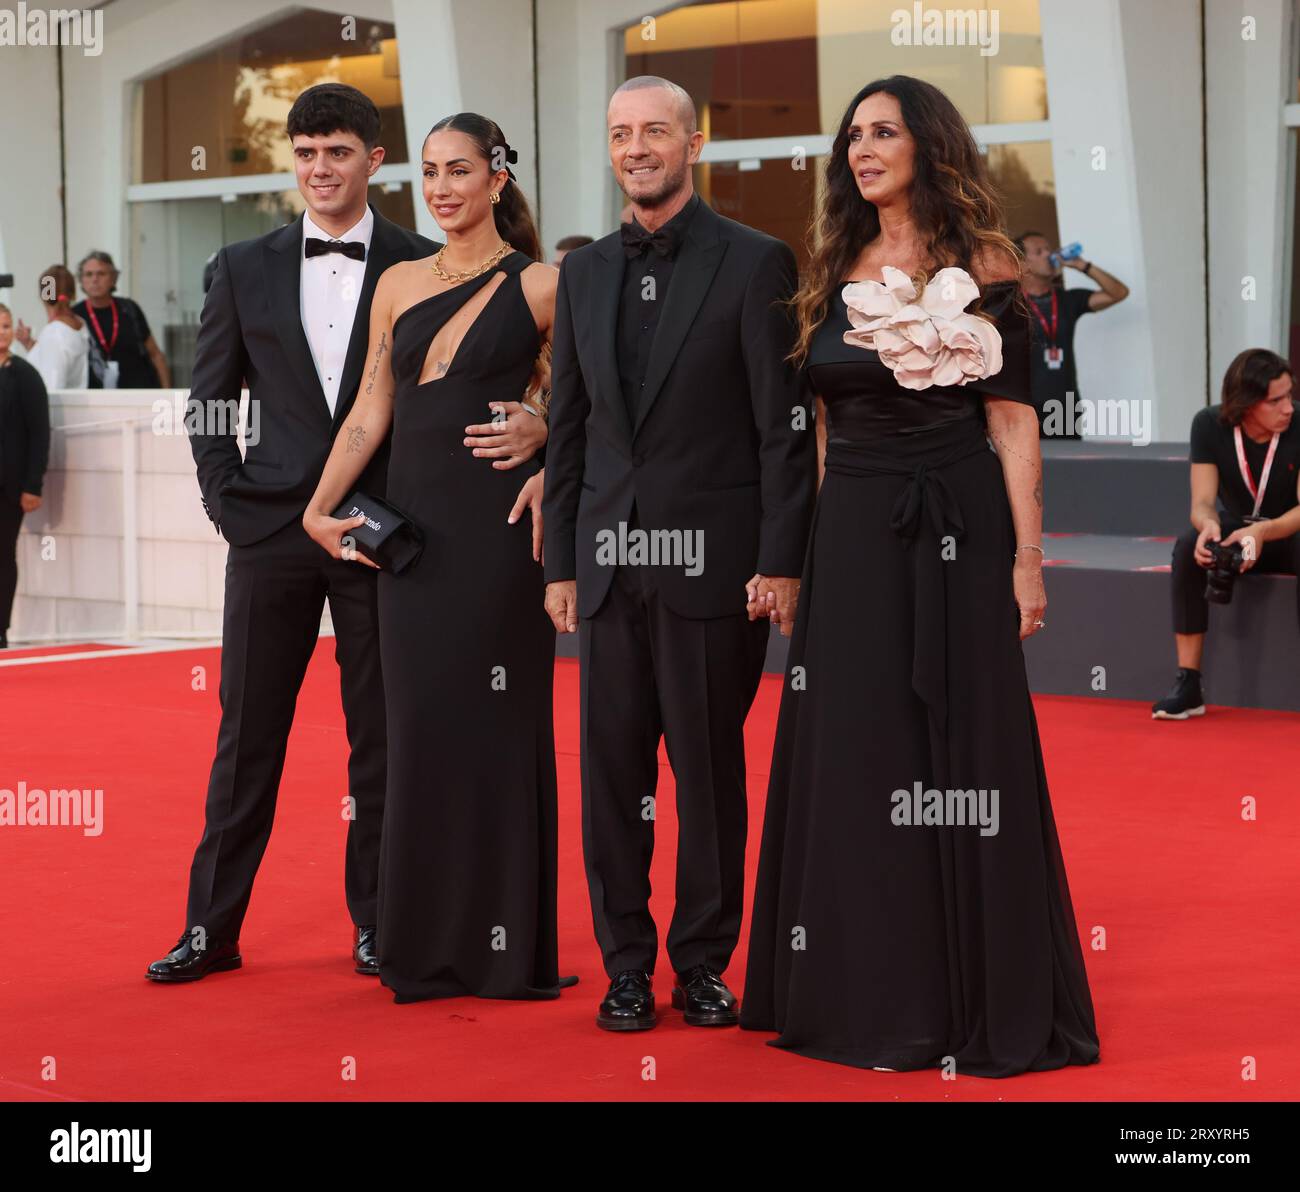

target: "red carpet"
[1,642,1296,1101]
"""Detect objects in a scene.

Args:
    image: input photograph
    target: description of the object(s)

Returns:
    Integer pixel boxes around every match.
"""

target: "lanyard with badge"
[1233,424,1279,523]
[1029,289,1064,370]
[85,299,121,389]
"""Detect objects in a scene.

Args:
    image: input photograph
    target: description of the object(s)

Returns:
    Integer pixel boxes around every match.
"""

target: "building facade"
[1,0,1299,637]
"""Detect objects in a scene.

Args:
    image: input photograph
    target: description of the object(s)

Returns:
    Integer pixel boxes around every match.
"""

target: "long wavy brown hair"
[791,75,1021,365]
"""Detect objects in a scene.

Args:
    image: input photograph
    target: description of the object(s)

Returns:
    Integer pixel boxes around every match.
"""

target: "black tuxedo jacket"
[187,205,439,546]
[542,200,816,619]
[0,356,50,503]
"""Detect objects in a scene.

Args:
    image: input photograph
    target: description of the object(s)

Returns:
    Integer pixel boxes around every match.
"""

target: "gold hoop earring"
[489,191,501,205]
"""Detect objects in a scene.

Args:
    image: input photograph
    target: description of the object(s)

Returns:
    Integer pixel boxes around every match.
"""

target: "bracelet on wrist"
[1016,544,1045,557]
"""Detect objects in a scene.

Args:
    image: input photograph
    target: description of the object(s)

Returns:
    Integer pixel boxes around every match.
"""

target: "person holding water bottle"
[1015,232,1129,438]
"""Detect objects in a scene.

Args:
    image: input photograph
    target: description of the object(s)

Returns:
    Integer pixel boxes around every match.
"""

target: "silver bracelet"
[1016,544,1045,556]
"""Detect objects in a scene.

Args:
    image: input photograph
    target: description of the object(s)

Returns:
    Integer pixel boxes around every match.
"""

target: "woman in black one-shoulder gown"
[740,76,1100,1077]
[375,247,562,1003]
[305,114,563,1004]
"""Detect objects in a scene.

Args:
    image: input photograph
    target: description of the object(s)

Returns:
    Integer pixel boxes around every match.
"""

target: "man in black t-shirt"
[1015,233,1129,439]
[1153,349,1300,718]
[72,251,169,389]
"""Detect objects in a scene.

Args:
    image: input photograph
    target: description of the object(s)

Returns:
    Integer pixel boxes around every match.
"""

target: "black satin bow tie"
[305,237,366,261]
[620,221,676,260]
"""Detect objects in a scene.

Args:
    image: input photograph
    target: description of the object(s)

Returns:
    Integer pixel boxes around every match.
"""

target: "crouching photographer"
[1153,348,1300,719]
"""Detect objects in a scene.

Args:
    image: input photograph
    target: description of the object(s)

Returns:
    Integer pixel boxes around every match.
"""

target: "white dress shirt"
[25,318,90,391]
[301,206,373,416]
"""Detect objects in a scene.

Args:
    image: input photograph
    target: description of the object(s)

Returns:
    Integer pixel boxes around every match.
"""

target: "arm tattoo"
[345,425,367,454]
[989,429,1035,467]
[364,331,388,396]
[1033,477,1043,508]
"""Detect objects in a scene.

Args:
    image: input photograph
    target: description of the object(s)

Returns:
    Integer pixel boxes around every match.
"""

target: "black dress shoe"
[596,969,656,1031]
[146,932,241,982]
[671,964,739,1026]
[353,925,379,975]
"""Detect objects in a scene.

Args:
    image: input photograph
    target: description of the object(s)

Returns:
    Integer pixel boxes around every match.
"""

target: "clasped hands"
[546,573,801,637]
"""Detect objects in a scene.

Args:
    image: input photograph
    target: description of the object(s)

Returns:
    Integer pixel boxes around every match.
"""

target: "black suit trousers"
[1171,516,1300,634]
[578,548,768,978]
[0,499,23,633]
[185,519,386,941]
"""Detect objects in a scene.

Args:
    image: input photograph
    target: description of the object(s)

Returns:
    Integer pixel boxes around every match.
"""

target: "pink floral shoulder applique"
[841,265,1003,391]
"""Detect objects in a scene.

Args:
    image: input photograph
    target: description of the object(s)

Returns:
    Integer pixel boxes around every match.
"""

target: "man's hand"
[1222,521,1269,572]
[545,580,578,634]
[302,507,379,568]
[509,470,545,561]
[745,574,800,638]
[465,401,548,470]
[19,492,41,513]
[1193,520,1222,568]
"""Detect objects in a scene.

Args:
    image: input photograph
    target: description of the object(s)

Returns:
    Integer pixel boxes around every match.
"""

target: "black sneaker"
[1152,668,1205,720]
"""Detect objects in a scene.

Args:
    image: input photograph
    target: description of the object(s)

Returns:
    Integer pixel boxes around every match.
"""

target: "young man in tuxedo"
[542,76,816,1030]
[146,84,439,982]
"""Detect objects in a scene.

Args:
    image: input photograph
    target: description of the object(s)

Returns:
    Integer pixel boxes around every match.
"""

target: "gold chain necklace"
[429,241,513,282]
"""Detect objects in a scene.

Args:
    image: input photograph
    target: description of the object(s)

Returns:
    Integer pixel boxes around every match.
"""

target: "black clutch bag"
[330,490,424,575]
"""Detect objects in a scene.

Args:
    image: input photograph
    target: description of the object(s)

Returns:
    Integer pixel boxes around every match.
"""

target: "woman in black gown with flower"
[305,114,565,1003]
[740,76,1100,1076]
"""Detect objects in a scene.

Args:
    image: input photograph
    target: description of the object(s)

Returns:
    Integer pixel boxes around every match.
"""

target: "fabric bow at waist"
[822,418,994,756]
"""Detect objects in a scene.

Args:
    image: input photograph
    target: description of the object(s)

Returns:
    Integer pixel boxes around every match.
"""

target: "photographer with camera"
[1153,348,1300,719]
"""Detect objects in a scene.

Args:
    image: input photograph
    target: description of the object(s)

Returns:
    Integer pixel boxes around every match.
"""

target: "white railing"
[51,414,146,641]
[13,389,233,642]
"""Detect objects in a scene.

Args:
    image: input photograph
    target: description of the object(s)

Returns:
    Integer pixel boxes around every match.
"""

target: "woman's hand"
[303,507,379,568]
[1013,555,1046,640]
[14,320,34,351]
[465,401,548,469]
[20,492,41,513]
[508,470,545,561]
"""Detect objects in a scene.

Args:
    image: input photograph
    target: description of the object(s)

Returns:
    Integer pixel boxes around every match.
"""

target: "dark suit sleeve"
[20,365,50,496]
[540,258,590,585]
[741,240,816,577]
[186,247,248,529]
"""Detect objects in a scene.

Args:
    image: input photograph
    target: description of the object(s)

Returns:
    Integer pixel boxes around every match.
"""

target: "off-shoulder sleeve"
[966,280,1034,406]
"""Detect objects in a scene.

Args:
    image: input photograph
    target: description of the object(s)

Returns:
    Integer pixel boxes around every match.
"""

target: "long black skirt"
[740,416,1101,1077]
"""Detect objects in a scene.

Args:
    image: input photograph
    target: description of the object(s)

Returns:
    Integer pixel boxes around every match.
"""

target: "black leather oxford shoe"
[671,964,739,1026]
[146,932,241,983]
[353,925,379,975]
[596,969,656,1031]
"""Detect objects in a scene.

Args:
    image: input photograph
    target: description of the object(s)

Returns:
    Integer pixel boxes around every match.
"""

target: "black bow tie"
[620,221,676,260]
[305,237,366,261]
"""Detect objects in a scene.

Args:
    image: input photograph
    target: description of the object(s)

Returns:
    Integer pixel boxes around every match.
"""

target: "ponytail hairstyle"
[40,264,78,312]
[426,113,541,261]
[1219,348,1293,425]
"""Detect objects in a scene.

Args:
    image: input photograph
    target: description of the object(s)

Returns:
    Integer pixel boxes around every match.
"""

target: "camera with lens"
[1203,539,1244,604]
